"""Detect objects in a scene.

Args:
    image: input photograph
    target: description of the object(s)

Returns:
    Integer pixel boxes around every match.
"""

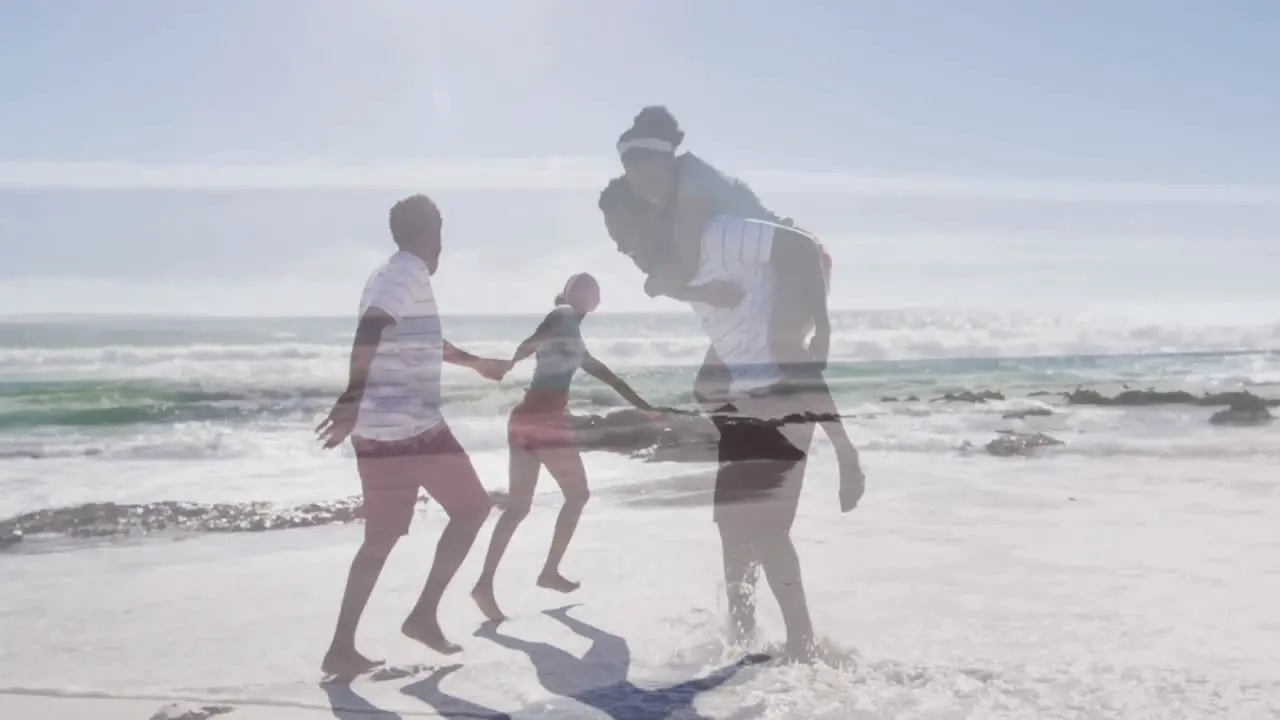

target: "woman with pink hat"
[471,272,658,620]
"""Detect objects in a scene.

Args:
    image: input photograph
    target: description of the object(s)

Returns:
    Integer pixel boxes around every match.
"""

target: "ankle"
[326,638,355,655]
[405,604,438,626]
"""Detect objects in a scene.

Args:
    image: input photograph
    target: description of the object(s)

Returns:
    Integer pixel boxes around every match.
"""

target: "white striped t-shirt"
[351,251,444,442]
[687,215,785,398]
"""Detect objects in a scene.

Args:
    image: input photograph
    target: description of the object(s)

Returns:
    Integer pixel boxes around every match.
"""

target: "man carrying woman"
[598,107,866,659]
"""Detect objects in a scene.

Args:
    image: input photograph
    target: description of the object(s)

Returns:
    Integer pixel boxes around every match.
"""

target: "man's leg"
[712,405,802,645]
[322,530,399,675]
[323,442,418,675]
[402,425,492,654]
[732,396,819,660]
[716,508,762,644]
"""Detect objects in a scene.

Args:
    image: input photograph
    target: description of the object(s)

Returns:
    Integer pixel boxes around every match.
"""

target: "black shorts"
[710,402,812,526]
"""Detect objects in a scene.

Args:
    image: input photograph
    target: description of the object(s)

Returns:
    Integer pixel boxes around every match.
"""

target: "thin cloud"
[2,158,1280,205]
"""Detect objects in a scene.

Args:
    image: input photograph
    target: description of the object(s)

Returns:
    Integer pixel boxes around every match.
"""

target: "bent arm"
[769,233,831,369]
[581,352,654,412]
[645,194,713,298]
[341,308,395,403]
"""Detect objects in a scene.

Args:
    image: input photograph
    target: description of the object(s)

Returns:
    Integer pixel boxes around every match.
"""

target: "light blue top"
[529,306,587,394]
[675,152,784,224]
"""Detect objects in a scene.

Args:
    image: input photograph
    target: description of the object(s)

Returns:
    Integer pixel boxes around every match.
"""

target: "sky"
[1,0,1279,317]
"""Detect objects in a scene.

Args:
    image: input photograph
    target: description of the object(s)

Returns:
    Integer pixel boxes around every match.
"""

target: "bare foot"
[401,618,462,655]
[470,583,507,621]
[838,451,865,513]
[536,571,581,593]
[321,646,385,678]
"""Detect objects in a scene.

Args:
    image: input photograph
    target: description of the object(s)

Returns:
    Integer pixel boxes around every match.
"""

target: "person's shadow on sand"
[322,681,404,720]
[402,665,511,719]
[459,604,769,719]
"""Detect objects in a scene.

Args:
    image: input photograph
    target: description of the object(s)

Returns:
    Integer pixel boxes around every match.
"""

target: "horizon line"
[3,158,1280,205]
[0,305,1025,322]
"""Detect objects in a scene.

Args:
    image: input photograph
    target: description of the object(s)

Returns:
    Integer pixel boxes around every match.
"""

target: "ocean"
[4,309,1280,718]
[2,309,1278,518]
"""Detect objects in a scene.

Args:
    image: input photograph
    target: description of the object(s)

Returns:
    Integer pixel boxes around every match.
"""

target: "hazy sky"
[2,1,1278,316]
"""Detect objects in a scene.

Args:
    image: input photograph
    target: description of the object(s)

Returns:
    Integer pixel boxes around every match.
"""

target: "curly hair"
[598,177,671,273]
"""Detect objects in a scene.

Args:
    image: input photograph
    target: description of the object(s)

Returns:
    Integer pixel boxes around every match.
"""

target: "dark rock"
[1027,391,1053,397]
[934,390,1005,404]
[1200,391,1271,410]
[1209,400,1273,427]
[569,409,719,463]
[1002,407,1054,420]
[985,431,1064,457]
[905,395,920,402]
[880,396,898,402]
[1065,388,1280,408]
[0,529,21,549]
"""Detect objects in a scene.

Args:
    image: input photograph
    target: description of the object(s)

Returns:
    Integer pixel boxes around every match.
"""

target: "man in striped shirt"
[316,195,509,677]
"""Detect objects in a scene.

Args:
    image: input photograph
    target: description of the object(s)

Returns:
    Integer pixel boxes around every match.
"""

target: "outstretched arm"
[581,352,654,412]
[443,339,507,380]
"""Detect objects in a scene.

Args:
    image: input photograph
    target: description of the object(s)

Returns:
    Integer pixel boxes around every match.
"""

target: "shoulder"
[363,253,435,314]
[677,153,732,195]
[544,305,579,330]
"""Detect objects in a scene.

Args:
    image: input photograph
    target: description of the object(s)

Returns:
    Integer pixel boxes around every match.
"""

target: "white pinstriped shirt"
[687,215,785,398]
[351,251,444,442]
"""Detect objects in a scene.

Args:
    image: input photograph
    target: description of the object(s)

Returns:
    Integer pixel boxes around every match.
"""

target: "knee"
[563,486,590,508]
[502,498,533,521]
[449,496,492,527]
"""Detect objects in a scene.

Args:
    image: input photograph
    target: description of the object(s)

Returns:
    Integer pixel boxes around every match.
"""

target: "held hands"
[474,358,513,382]
[639,404,696,423]
[315,393,359,450]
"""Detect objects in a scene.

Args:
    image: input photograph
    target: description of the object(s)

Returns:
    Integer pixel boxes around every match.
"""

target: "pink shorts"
[507,390,573,450]
[351,423,490,537]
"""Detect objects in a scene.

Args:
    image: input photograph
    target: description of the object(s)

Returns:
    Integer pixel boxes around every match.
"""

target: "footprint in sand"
[368,663,432,682]
[150,703,234,720]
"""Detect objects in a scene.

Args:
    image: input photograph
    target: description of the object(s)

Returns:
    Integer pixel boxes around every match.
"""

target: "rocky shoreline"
[878,387,1280,409]
[3,386,1272,549]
